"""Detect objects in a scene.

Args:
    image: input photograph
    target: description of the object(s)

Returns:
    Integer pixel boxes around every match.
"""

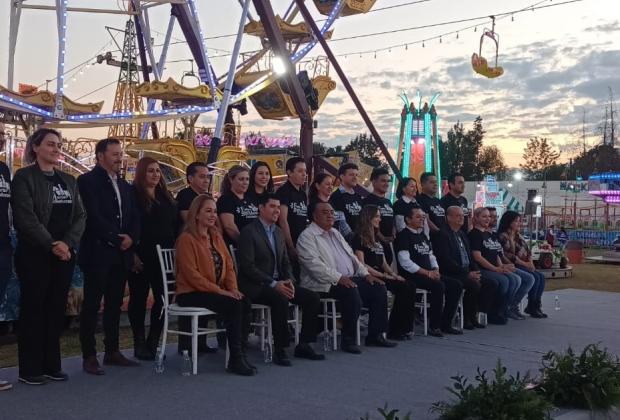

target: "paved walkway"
[1,289,619,420]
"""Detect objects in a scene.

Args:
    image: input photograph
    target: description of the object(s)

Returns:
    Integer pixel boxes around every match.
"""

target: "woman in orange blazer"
[175,194,255,376]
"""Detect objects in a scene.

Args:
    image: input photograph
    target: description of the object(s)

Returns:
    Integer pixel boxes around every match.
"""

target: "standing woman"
[393,177,425,233]
[308,173,334,206]
[497,211,547,319]
[129,157,178,360]
[217,165,258,245]
[176,195,254,376]
[12,128,86,384]
[352,205,414,341]
[248,161,274,199]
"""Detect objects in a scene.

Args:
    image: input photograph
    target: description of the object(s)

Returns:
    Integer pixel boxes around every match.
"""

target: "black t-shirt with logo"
[0,162,10,249]
[468,228,502,266]
[217,192,258,242]
[329,188,363,232]
[395,227,434,271]
[393,197,421,220]
[440,193,469,233]
[176,186,199,212]
[275,180,308,245]
[417,193,447,232]
[46,172,73,242]
[362,193,394,238]
[351,234,384,272]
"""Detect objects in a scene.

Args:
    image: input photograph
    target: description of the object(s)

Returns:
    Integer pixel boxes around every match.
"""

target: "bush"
[539,343,620,411]
[432,360,552,420]
[360,404,411,420]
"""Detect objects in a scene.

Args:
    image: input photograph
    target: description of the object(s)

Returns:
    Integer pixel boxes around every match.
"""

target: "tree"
[478,145,508,178]
[442,116,485,180]
[520,137,561,180]
[572,144,620,179]
[286,142,326,155]
[344,132,384,168]
[597,87,618,147]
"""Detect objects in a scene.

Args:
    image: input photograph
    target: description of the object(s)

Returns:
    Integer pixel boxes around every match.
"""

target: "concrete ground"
[0,289,619,420]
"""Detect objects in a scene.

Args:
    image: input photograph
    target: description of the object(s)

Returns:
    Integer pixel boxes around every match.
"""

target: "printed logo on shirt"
[379,203,393,217]
[414,241,432,255]
[461,205,470,216]
[483,238,503,252]
[52,183,72,204]
[370,242,384,256]
[0,174,9,198]
[236,203,258,219]
[430,204,445,217]
[289,201,307,217]
[345,201,362,216]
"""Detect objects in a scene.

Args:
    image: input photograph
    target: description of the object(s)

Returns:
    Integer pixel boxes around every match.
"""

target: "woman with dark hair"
[352,205,414,341]
[498,211,547,319]
[176,194,254,376]
[128,157,179,360]
[248,161,274,198]
[217,165,258,245]
[12,128,86,384]
[308,172,334,206]
[393,177,427,234]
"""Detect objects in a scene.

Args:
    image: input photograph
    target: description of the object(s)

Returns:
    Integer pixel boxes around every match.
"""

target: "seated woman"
[352,205,414,340]
[498,211,547,319]
[175,195,255,376]
[469,207,520,325]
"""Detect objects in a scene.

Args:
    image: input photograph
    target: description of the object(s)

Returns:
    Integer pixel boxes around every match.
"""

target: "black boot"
[241,342,257,372]
[525,301,543,319]
[134,336,155,361]
[536,300,548,318]
[227,348,256,376]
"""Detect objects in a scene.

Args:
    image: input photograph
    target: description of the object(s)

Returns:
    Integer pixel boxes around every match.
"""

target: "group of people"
[0,127,548,388]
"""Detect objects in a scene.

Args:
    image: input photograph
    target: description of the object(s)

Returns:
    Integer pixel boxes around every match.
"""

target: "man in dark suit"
[432,206,497,329]
[78,138,141,375]
[238,193,324,366]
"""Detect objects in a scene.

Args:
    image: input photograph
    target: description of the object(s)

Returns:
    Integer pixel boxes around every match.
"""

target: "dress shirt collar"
[338,185,356,194]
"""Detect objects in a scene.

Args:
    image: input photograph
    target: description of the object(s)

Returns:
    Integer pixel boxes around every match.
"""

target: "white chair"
[415,289,429,336]
[454,292,465,330]
[319,298,361,349]
[156,246,227,375]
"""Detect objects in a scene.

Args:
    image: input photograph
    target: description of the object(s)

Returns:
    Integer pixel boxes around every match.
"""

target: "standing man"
[395,207,463,336]
[433,206,497,329]
[441,173,470,233]
[362,167,395,264]
[417,172,447,236]
[0,123,12,390]
[330,163,363,242]
[78,138,141,375]
[238,193,324,365]
[276,157,308,259]
[176,161,210,223]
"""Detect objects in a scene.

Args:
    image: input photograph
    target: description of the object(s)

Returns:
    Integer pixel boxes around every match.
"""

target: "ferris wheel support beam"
[294,0,403,183]
[53,0,69,119]
[252,0,314,176]
[209,0,252,164]
[8,1,24,91]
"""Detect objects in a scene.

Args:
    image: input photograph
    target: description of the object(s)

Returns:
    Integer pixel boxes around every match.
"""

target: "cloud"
[585,20,620,33]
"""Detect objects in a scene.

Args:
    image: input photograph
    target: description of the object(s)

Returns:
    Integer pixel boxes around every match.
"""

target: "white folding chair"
[288,303,301,346]
[319,298,361,349]
[454,291,465,330]
[156,246,227,375]
[415,289,429,336]
[478,312,488,326]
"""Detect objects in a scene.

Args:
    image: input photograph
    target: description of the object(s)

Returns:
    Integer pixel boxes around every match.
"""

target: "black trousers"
[176,292,251,352]
[15,247,74,377]
[253,285,320,349]
[79,262,127,357]
[406,272,463,330]
[128,254,164,347]
[386,279,416,336]
[452,274,485,324]
[478,276,499,315]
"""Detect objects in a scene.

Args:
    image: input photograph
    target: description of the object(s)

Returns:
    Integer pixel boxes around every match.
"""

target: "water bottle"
[181,350,192,376]
[154,346,165,374]
[263,342,273,364]
[322,331,332,352]
[554,295,561,311]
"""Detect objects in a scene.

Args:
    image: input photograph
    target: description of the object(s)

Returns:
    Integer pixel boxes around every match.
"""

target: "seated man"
[432,206,497,329]
[395,207,463,337]
[238,193,324,366]
[297,201,396,354]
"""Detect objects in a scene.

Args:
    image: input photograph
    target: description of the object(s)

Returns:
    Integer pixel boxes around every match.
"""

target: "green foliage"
[442,116,485,180]
[571,144,620,179]
[539,344,620,411]
[478,145,508,179]
[345,133,384,168]
[520,137,561,180]
[360,404,411,420]
[432,360,552,420]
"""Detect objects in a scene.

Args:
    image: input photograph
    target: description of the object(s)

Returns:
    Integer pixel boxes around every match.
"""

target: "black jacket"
[237,218,295,300]
[77,165,140,269]
[432,227,478,278]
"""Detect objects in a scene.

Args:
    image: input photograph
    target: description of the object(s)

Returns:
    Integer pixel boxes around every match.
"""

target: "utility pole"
[609,87,616,147]
[581,108,587,155]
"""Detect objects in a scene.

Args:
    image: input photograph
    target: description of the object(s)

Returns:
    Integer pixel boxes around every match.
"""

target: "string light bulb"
[422,41,425,48]
[405,44,408,50]
[439,36,442,43]
[456,32,459,39]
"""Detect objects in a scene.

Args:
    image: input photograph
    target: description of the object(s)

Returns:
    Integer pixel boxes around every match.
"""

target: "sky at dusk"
[1,0,619,166]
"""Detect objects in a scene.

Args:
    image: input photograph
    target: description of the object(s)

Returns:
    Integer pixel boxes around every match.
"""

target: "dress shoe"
[342,342,362,354]
[44,371,69,381]
[463,322,475,330]
[472,321,486,329]
[365,335,398,348]
[273,348,292,366]
[0,379,12,391]
[82,356,105,375]
[387,332,413,341]
[103,351,140,367]
[18,375,47,385]
[441,327,464,335]
[135,344,156,361]
[508,308,526,320]
[488,315,508,325]
[227,355,256,376]
[294,343,325,360]
[427,328,444,337]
